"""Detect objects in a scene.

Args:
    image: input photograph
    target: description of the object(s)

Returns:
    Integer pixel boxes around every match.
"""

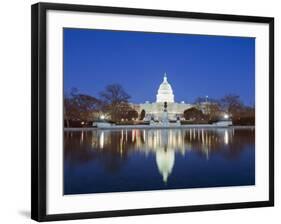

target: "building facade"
[139,73,193,121]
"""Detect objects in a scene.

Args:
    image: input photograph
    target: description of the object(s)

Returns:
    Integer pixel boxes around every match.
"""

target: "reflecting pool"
[64,128,255,195]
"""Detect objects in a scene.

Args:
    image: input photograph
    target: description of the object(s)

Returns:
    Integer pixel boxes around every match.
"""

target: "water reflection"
[64,128,255,194]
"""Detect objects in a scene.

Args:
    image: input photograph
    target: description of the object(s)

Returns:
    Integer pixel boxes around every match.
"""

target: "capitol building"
[139,73,193,122]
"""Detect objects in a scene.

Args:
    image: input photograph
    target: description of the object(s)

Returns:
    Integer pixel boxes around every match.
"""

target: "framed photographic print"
[31,2,274,222]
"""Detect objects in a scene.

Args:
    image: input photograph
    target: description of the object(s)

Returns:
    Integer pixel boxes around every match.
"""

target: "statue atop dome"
[163,72,168,82]
[156,73,175,103]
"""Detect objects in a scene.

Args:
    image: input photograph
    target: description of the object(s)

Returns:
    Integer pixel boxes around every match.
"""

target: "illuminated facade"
[139,73,193,121]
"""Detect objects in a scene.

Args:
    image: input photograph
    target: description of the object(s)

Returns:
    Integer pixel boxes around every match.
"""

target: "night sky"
[64,28,255,106]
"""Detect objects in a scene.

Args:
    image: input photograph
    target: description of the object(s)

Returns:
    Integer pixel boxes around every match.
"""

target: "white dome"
[156,73,174,103]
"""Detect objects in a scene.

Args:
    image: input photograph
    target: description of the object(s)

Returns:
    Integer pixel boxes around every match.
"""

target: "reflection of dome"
[156,73,174,103]
[156,148,175,183]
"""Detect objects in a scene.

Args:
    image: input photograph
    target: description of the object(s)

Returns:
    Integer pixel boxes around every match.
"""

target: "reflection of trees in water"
[64,131,129,173]
[65,128,254,181]
[221,129,255,159]
[181,128,255,160]
[64,131,95,163]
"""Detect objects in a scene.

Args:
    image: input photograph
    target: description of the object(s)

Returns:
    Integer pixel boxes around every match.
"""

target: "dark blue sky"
[64,28,255,106]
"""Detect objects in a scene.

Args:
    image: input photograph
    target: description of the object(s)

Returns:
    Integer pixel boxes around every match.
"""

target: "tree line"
[64,84,138,127]
[183,94,255,125]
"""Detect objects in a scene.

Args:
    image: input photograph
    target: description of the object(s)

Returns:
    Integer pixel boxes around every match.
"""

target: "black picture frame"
[31,2,274,222]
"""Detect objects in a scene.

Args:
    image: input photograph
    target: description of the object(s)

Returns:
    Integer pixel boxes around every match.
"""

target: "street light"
[224,114,229,119]
[100,115,105,120]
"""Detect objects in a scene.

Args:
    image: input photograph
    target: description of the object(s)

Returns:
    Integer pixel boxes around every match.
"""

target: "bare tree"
[64,88,100,127]
[220,94,244,117]
[205,103,221,121]
[99,84,131,122]
[64,89,79,127]
[100,84,130,104]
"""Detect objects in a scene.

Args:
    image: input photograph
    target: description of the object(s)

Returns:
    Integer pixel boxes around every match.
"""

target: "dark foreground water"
[64,128,255,195]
